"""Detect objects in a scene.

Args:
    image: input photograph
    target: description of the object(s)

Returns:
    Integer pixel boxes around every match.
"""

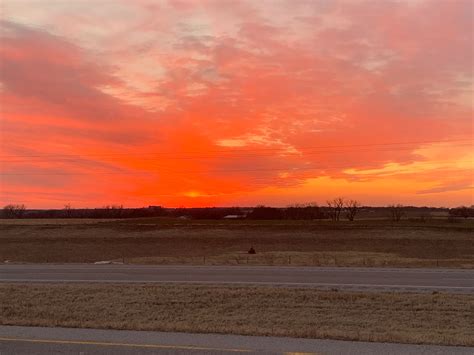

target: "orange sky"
[0,0,473,208]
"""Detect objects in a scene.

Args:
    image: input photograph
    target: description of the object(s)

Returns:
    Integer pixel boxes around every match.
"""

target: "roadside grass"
[1,283,473,346]
[128,251,474,268]
[0,218,472,268]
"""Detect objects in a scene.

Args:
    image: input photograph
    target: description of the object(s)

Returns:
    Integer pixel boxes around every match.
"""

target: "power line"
[0,143,471,163]
[0,138,471,160]
[0,141,472,163]
[0,159,468,176]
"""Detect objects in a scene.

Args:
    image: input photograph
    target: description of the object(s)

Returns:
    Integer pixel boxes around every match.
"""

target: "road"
[1,326,473,355]
[0,264,473,292]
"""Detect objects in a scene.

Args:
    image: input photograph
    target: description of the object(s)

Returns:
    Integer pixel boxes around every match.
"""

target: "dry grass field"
[1,283,473,346]
[0,218,473,267]
[0,218,118,225]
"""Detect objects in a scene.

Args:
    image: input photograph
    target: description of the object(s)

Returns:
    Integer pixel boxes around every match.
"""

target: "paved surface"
[1,326,473,355]
[0,264,473,293]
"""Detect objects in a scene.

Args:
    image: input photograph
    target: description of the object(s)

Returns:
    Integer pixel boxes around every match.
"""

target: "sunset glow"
[0,0,472,208]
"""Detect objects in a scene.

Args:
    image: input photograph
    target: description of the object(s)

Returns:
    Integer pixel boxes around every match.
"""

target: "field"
[1,218,473,347]
[1,218,473,268]
[1,283,472,346]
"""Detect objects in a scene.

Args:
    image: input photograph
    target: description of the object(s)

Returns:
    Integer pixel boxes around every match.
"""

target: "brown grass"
[0,218,118,225]
[128,251,474,268]
[1,218,473,268]
[1,283,473,346]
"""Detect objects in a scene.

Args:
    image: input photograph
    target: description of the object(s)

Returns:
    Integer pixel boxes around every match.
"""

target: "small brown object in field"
[248,247,256,254]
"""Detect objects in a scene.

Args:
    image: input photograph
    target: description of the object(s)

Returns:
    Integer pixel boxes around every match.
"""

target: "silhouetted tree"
[449,206,474,218]
[247,206,283,219]
[285,203,325,220]
[389,204,405,222]
[3,204,26,218]
[64,204,73,218]
[106,205,124,218]
[345,199,361,221]
[327,197,344,221]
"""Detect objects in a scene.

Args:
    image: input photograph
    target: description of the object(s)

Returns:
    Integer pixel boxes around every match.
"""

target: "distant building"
[223,215,244,219]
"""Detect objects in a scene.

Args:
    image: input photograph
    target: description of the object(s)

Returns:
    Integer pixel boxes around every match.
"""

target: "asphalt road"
[1,326,473,355]
[1,264,473,292]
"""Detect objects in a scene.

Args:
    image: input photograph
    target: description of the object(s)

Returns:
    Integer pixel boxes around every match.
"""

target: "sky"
[0,0,472,208]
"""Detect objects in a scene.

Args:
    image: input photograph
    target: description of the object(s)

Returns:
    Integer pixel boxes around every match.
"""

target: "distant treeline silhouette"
[449,206,474,218]
[1,202,472,221]
[247,205,326,220]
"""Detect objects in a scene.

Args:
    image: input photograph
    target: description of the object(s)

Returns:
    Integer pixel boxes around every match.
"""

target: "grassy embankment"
[1,283,473,346]
[1,218,473,268]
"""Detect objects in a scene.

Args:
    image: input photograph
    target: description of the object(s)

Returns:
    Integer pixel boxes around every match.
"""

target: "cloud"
[0,0,472,207]
[417,181,474,195]
[0,20,156,124]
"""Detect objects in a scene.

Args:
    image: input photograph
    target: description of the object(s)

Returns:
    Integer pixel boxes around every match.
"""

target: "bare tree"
[64,204,73,218]
[345,199,361,221]
[388,204,405,222]
[3,204,26,219]
[104,204,124,218]
[327,197,345,221]
[449,206,473,219]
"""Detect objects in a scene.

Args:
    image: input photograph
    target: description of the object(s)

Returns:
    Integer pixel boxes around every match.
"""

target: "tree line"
[2,202,472,221]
